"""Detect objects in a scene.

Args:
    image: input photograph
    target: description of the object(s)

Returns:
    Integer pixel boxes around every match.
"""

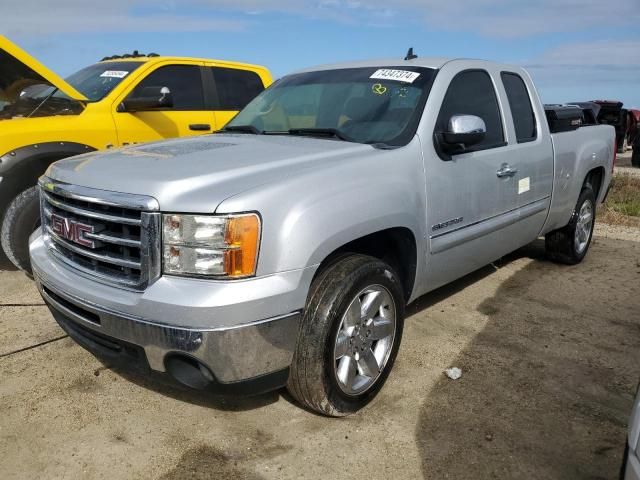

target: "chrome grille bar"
[42,191,142,226]
[46,226,142,269]
[84,231,141,248]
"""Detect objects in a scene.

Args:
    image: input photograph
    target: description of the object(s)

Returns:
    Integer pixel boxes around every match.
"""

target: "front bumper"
[30,230,312,389]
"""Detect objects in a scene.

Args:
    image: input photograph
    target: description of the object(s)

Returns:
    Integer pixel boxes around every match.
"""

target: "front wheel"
[287,254,405,416]
[545,184,596,265]
[1,186,41,274]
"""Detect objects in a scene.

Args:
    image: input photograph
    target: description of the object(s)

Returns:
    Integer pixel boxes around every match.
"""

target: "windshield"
[226,66,437,147]
[0,55,142,119]
[66,61,143,101]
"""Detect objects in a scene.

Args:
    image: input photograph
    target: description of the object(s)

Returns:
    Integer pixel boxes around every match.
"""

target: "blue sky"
[4,0,640,107]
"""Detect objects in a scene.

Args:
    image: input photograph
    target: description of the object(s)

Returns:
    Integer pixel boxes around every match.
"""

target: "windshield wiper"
[222,125,264,135]
[288,128,353,142]
[365,141,398,150]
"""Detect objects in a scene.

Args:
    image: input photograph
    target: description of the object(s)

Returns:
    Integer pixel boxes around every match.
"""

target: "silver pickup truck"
[30,57,615,416]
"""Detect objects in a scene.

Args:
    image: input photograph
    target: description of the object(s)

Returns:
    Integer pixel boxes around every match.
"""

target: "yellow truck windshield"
[65,61,143,101]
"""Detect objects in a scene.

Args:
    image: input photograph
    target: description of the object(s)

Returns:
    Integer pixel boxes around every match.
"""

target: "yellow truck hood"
[0,35,87,102]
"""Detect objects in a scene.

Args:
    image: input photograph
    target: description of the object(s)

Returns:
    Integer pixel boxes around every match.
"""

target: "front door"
[113,63,215,146]
[423,68,524,291]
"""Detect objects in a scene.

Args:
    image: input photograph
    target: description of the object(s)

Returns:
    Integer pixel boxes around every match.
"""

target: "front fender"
[0,142,96,214]
[215,138,428,279]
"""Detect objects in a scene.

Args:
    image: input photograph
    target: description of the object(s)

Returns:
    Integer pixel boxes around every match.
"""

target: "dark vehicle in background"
[570,100,631,154]
[633,127,640,167]
[628,109,640,154]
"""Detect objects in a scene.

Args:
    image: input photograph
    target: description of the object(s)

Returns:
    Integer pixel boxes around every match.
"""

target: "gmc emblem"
[50,213,96,249]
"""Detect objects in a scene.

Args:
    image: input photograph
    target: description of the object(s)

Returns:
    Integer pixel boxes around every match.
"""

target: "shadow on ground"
[414,237,640,479]
[101,364,283,413]
[0,250,17,272]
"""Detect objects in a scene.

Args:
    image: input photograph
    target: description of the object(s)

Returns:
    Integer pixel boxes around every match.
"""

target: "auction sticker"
[370,69,420,83]
[100,70,129,79]
[518,177,530,194]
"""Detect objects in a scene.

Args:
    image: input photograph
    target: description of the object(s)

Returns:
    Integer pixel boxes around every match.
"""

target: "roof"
[293,57,454,74]
[98,55,269,71]
[291,56,527,75]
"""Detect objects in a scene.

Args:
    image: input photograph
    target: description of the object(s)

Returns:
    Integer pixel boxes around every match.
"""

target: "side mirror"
[117,86,173,112]
[437,114,486,156]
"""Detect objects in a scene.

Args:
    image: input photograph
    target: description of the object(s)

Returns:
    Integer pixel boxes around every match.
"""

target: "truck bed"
[543,124,615,234]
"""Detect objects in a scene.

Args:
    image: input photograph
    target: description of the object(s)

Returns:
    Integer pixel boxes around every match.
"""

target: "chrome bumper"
[35,277,301,383]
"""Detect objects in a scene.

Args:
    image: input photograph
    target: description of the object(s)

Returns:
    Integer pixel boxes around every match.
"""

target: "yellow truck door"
[112,62,216,145]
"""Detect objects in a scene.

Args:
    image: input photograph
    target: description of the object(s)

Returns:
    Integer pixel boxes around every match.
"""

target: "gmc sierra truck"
[30,56,615,416]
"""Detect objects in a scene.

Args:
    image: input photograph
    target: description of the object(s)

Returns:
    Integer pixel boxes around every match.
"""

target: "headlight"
[162,213,260,278]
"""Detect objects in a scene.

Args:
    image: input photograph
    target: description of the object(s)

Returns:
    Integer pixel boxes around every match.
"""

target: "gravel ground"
[0,225,639,479]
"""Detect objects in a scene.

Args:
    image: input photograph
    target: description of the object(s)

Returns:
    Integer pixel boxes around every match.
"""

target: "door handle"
[189,124,211,131]
[496,163,518,178]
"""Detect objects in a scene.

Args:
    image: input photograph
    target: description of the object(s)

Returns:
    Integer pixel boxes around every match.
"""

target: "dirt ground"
[1,222,639,479]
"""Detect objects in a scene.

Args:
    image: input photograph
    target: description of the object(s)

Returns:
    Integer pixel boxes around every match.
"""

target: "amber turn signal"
[224,214,261,277]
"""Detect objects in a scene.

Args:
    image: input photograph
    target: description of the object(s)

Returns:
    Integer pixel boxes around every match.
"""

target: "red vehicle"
[628,109,640,152]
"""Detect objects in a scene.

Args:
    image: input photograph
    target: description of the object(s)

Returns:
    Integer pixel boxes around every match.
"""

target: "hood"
[0,35,87,105]
[46,134,374,213]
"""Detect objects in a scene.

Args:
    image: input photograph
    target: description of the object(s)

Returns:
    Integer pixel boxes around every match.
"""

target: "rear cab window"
[435,69,505,152]
[210,67,265,111]
[501,72,537,143]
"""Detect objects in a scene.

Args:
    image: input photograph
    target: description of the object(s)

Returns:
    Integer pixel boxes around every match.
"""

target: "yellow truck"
[0,36,272,272]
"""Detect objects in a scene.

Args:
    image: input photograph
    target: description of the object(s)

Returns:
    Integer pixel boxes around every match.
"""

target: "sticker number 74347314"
[370,69,420,84]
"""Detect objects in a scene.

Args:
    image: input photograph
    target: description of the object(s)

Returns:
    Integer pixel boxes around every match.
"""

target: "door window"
[501,72,537,143]
[436,70,505,151]
[211,67,264,111]
[131,65,204,110]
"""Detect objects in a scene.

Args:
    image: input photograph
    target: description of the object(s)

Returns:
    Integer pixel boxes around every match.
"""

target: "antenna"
[404,47,418,61]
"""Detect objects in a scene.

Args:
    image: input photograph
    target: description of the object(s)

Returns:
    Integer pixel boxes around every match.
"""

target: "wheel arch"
[310,227,418,303]
[0,141,96,192]
[584,166,606,202]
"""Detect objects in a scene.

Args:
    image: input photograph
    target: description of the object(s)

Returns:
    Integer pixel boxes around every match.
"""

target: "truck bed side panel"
[542,124,614,235]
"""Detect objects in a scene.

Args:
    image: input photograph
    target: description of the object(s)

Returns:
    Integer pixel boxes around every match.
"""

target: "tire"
[632,149,640,168]
[287,254,405,416]
[545,184,596,265]
[1,186,41,274]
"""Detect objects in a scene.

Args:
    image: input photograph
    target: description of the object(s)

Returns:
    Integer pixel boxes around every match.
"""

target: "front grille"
[39,177,161,290]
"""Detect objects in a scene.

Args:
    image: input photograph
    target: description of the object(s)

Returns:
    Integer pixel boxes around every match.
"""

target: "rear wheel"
[1,186,41,274]
[545,184,596,265]
[287,254,405,416]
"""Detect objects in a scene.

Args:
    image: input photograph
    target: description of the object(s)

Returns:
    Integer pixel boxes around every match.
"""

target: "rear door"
[205,66,266,130]
[113,62,216,145]
[498,71,553,241]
